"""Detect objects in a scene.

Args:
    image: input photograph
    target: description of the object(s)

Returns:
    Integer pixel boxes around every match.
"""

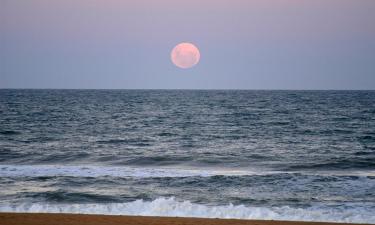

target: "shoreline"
[0,213,372,225]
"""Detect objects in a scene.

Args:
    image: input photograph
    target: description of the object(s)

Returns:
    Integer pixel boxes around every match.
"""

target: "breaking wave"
[0,197,374,223]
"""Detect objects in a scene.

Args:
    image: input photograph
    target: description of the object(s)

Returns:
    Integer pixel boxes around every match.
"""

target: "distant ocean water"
[0,89,374,223]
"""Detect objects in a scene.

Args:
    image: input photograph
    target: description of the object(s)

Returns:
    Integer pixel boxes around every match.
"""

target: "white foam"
[0,197,373,223]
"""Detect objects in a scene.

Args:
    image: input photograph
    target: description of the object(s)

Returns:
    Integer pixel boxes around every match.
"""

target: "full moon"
[171,42,200,69]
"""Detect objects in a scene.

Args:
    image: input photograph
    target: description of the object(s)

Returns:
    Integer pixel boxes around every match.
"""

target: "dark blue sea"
[0,90,374,223]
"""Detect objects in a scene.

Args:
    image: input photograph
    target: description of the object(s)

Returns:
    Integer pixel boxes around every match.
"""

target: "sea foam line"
[0,197,374,223]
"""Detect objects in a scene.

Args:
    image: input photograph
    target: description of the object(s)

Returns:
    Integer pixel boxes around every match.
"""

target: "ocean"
[0,89,374,223]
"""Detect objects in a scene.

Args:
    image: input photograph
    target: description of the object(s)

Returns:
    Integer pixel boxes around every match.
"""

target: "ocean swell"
[1,165,374,178]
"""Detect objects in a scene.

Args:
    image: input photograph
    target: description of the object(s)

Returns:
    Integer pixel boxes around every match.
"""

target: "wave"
[0,165,264,178]
[96,138,151,146]
[1,165,375,178]
[0,197,373,223]
[286,158,375,170]
[0,130,21,135]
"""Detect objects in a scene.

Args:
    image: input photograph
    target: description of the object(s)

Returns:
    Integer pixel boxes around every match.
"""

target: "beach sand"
[0,213,370,225]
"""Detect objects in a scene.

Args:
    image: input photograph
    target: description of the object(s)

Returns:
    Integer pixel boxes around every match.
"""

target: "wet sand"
[0,213,370,225]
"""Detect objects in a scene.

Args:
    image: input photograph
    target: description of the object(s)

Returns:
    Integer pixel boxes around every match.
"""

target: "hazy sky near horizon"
[1,0,375,89]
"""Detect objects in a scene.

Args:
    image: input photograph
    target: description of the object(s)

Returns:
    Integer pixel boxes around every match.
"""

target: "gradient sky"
[1,0,375,89]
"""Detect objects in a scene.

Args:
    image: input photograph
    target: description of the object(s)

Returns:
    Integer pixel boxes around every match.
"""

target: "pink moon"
[171,42,200,69]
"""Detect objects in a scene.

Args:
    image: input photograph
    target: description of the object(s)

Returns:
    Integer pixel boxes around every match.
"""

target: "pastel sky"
[1,0,375,89]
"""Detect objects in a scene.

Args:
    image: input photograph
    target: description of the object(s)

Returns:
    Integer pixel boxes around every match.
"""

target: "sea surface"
[0,89,375,223]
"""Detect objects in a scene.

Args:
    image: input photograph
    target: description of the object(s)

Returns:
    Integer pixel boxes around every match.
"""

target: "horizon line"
[1,88,375,91]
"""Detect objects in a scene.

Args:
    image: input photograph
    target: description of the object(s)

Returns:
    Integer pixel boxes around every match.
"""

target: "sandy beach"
[0,213,371,225]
